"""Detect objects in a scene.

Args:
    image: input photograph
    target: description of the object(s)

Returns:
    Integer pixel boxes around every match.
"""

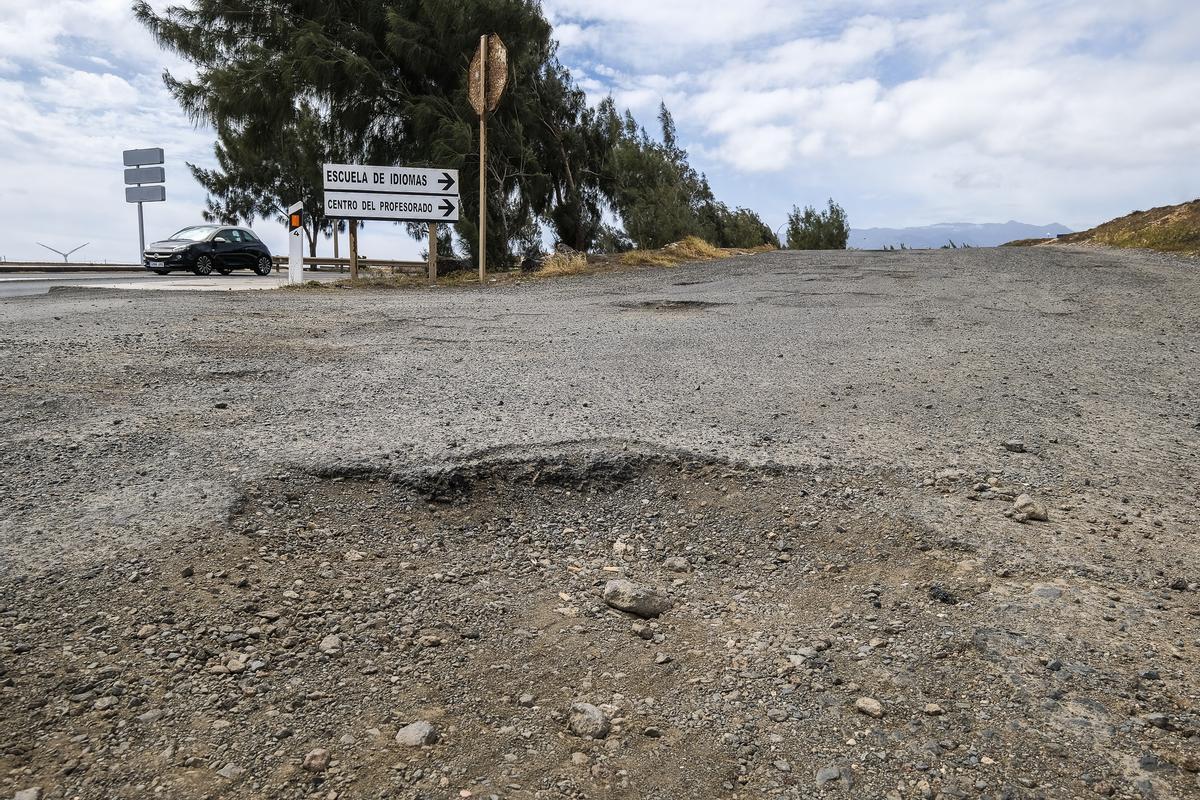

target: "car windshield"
[170,226,218,241]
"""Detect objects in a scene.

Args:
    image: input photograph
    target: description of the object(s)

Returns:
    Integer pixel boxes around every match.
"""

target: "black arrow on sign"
[440,199,456,217]
[438,172,456,192]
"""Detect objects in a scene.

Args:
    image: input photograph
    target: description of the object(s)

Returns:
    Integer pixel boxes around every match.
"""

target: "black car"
[143,225,274,276]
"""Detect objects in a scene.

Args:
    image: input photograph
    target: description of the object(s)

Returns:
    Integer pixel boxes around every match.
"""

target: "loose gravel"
[0,247,1197,799]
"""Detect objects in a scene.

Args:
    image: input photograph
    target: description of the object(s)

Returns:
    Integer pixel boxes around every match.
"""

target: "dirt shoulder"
[1,247,1197,799]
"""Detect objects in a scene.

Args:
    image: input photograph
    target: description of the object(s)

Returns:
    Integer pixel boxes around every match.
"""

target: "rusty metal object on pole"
[468,34,509,285]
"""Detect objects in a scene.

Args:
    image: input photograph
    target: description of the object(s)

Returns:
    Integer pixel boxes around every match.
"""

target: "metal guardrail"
[270,256,426,275]
[0,262,140,273]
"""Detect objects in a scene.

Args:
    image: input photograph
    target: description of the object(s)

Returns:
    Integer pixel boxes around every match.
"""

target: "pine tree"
[786,199,849,250]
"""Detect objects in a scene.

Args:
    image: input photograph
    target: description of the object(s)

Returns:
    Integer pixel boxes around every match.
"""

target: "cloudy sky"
[1,0,1198,262]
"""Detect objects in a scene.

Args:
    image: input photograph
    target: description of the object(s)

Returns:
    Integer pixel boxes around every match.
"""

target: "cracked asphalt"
[1,247,1198,799]
[2,246,1196,577]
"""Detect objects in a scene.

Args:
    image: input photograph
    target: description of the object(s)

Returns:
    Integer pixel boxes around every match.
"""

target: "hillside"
[1007,199,1200,254]
[851,220,1071,249]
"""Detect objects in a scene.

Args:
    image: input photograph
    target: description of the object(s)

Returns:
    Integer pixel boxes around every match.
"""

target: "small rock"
[567,703,610,739]
[94,696,119,711]
[603,580,671,618]
[928,585,958,605]
[181,566,194,578]
[662,556,691,573]
[643,726,663,738]
[14,789,43,800]
[136,624,157,639]
[854,697,883,718]
[923,703,945,716]
[137,709,164,724]
[815,766,841,787]
[302,748,330,772]
[395,721,438,747]
[215,763,244,780]
[1004,439,1026,453]
[319,634,343,655]
[517,693,536,708]
[1014,494,1049,522]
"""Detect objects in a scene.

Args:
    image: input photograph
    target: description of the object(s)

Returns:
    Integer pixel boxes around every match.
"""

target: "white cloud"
[39,71,138,110]
[1,0,1198,260]
[557,0,1200,228]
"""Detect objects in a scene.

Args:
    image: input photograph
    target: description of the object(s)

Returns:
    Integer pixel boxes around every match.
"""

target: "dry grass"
[538,250,591,276]
[1009,199,1200,256]
[280,237,775,292]
[619,236,773,267]
[619,236,725,267]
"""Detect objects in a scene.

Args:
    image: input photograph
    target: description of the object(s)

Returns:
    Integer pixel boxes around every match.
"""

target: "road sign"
[323,191,459,223]
[126,185,166,203]
[322,164,458,195]
[123,148,166,263]
[469,34,508,116]
[123,148,164,167]
[124,166,165,185]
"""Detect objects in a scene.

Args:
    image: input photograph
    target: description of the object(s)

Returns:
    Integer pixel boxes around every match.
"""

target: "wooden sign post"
[469,33,509,285]
[428,223,438,284]
[348,219,359,280]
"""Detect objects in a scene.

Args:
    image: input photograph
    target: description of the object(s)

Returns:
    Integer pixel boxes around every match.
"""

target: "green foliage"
[600,102,776,250]
[134,0,776,262]
[785,200,849,250]
[188,103,339,256]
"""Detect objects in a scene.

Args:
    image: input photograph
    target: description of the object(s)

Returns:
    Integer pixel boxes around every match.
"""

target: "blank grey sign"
[126,185,166,203]
[124,166,165,185]
[123,148,164,167]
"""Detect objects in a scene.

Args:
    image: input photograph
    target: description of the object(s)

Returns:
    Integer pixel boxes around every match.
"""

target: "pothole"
[615,299,731,312]
[0,445,1157,798]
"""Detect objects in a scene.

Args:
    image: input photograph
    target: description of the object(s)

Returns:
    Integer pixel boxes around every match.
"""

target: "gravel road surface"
[0,247,1197,800]
[0,270,337,299]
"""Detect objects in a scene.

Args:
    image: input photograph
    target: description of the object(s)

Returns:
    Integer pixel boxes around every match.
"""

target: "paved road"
[0,269,338,298]
[2,244,1197,575]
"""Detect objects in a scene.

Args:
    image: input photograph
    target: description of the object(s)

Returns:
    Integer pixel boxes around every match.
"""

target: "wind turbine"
[37,242,90,263]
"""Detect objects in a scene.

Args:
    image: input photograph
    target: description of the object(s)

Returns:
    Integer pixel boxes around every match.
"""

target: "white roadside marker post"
[288,203,304,285]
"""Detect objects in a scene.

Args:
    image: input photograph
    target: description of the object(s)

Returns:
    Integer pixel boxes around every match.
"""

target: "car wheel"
[254,256,273,276]
[193,255,215,276]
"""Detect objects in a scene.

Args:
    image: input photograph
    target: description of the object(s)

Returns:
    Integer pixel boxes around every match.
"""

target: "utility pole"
[478,34,488,284]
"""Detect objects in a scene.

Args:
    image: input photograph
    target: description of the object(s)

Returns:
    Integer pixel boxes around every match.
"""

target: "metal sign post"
[469,34,509,285]
[123,148,166,263]
[287,203,304,285]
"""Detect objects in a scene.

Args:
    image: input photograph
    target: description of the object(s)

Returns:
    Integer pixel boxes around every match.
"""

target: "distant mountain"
[850,221,1072,250]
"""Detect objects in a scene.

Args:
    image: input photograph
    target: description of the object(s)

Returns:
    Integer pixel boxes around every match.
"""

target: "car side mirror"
[213,236,227,243]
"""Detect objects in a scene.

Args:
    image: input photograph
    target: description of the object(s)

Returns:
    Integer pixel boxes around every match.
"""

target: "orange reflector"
[290,213,302,229]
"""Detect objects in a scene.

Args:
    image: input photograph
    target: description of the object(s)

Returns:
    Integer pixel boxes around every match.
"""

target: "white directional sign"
[323,164,458,195]
[125,166,165,185]
[322,163,459,224]
[123,147,165,167]
[126,185,166,204]
[324,191,459,223]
